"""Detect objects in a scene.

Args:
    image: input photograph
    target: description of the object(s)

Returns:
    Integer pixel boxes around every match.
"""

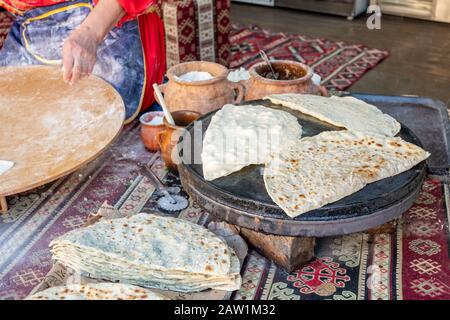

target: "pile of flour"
[175,71,214,82]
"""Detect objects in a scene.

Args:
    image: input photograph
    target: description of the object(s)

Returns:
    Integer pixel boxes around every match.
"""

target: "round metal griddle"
[178,99,427,237]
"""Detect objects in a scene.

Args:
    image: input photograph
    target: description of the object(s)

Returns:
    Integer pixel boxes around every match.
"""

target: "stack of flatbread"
[50,213,241,293]
[27,283,168,300]
[202,104,302,180]
[264,130,430,218]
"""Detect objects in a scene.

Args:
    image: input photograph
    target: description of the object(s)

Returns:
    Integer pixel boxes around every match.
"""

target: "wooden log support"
[366,219,398,235]
[239,219,398,272]
[0,196,8,214]
[240,227,316,272]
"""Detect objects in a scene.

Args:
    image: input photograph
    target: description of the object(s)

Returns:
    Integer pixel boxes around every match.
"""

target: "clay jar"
[242,60,328,100]
[155,61,244,115]
[157,110,201,171]
[140,111,165,152]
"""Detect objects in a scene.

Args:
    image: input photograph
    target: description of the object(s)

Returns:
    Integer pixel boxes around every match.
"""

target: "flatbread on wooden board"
[264,131,430,218]
[27,282,169,300]
[50,213,241,293]
[264,94,401,137]
[201,104,302,181]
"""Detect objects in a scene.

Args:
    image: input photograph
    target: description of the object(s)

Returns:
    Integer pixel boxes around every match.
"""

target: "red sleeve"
[116,0,159,26]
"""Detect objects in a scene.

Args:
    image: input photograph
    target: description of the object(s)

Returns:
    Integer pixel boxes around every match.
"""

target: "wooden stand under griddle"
[240,227,316,271]
[238,220,397,272]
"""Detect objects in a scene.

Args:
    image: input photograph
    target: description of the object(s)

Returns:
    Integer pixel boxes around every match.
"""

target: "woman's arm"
[62,0,125,85]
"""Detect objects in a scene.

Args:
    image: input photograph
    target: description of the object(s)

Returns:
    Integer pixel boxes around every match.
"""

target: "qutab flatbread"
[264,94,401,136]
[263,131,430,218]
[50,213,241,293]
[201,104,302,181]
[27,282,169,300]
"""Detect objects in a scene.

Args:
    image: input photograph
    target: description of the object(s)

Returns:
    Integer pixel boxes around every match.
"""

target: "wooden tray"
[0,66,125,213]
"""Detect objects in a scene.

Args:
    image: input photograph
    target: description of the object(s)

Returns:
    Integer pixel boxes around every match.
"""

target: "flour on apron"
[0,0,146,121]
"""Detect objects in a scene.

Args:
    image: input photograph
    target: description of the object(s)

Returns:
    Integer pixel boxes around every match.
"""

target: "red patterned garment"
[0,0,166,112]
[0,0,159,18]
[0,0,57,15]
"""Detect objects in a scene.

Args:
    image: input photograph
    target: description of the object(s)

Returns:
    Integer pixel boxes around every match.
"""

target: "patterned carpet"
[1,12,449,300]
[236,179,450,300]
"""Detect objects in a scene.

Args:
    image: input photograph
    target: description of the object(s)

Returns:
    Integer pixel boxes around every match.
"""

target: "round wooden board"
[0,66,125,197]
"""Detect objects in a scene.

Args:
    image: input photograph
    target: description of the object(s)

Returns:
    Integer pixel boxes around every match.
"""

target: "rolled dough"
[0,66,125,197]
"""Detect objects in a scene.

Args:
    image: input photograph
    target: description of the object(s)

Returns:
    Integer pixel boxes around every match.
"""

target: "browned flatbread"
[265,94,401,136]
[264,131,430,218]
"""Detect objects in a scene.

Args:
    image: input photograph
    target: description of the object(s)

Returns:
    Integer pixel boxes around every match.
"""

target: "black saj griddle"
[178,95,430,237]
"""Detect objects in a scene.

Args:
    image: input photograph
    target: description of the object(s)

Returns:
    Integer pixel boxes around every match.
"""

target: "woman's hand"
[61,0,125,85]
[62,26,100,85]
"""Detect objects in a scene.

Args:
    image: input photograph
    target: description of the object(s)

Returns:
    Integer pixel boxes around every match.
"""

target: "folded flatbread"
[202,104,302,180]
[264,131,430,218]
[27,283,168,300]
[264,94,401,136]
[50,213,241,293]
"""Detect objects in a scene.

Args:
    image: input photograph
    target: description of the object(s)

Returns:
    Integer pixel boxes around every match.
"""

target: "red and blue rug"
[1,13,448,301]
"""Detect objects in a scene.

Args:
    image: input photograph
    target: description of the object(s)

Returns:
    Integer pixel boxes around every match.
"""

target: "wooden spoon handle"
[153,83,175,126]
[318,86,329,97]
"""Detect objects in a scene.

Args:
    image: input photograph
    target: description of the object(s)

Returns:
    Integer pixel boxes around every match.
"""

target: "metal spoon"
[141,166,189,212]
[141,166,179,203]
[259,50,278,80]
